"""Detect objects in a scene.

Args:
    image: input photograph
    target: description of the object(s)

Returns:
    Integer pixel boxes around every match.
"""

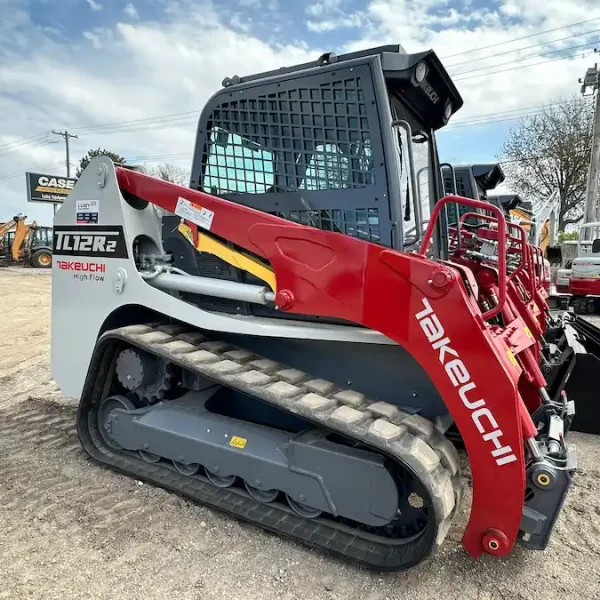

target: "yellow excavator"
[0,215,53,268]
[0,214,24,238]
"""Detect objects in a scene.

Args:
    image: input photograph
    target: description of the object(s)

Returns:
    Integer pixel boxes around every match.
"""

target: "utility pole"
[580,59,600,224]
[51,130,78,215]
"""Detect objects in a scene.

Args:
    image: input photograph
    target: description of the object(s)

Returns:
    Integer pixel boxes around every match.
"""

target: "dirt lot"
[0,268,599,600]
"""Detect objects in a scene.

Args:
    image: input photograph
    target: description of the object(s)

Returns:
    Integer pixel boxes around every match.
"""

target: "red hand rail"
[419,195,507,320]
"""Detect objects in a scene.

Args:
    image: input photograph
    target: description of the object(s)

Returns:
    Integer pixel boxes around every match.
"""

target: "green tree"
[77,148,126,177]
[558,230,579,242]
[499,96,593,231]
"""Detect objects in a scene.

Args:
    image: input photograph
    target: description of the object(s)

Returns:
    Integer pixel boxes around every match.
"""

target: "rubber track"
[77,323,463,571]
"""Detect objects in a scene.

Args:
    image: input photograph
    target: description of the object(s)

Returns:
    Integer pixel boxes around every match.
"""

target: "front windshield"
[580,225,600,244]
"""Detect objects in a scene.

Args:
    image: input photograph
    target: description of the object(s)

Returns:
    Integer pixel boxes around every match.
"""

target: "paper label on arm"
[175,197,214,231]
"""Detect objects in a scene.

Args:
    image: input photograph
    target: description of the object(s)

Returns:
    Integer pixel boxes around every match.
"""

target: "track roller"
[244,482,279,503]
[206,470,237,488]
[173,461,200,475]
[287,495,322,519]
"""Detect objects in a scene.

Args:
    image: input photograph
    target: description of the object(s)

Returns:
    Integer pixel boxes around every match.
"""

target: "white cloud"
[229,13,252,33]
[124,3,139,20]
[2,0,600,224]
[305,0,361,33]
[0,1,317,222]
[238,0,278,9]
[86,0,102,11]
[82,31,102,49]
[344,0,600,123]
[307,14,362,33]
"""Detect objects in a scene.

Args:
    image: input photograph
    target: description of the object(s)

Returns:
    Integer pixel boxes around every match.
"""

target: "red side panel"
[116,168,527,557]
[570,278,600,296]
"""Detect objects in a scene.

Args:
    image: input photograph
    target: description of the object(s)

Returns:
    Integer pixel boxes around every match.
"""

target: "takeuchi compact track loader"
[52,45,578,570]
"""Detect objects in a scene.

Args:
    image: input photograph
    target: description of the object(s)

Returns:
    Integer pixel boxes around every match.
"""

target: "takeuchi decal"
[415,297,517,467]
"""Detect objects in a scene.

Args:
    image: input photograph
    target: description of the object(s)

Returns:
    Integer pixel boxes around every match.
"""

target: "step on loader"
[52,45,577,570]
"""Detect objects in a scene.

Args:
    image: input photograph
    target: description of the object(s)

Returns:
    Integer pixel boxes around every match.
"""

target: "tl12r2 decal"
[53,225,128,259]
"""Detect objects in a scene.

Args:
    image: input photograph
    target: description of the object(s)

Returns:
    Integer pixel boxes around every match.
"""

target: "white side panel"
[52,158,395,400]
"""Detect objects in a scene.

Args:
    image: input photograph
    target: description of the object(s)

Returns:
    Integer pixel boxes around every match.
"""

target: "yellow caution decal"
[506,349,518,367]
[229,436,247,449]
[523,326,533,339]
[177,222,276,292]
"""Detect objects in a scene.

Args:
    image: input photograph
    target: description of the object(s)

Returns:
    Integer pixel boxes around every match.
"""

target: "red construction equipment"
[51,46,576,571]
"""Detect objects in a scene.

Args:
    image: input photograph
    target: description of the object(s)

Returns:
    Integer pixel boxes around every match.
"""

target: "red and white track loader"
[52,46,577,570]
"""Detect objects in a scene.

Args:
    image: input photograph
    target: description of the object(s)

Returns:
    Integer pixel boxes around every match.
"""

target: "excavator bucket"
[559,315,600,434]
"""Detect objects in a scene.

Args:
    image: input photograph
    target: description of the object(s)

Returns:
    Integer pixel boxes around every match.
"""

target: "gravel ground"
[0,268,599,600]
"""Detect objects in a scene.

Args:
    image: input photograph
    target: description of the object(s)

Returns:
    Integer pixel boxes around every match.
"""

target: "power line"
[78,117,198,136]
[447,100,594,129]
[454,49,595,81]
[69,109,201,134]
[0,133,53,157]
[442,16,600,59]
[451,99,592,123]
[446,27,600,68]
[451,40,598,77]
[0,161,70,182]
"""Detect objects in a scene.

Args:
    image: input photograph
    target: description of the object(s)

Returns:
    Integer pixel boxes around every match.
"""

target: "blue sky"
[1,0,600,222]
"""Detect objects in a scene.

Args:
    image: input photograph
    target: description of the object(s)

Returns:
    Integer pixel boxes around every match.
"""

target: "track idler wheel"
[97,395,136,450]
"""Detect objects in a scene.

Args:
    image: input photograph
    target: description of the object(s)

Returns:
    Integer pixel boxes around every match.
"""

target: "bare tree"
[499,97,593,230]
[146,163,190,186]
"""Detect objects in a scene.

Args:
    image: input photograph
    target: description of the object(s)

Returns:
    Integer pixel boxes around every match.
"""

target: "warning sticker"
[175,197,214,231]
[229,436,247,449]
[76,199,99,224]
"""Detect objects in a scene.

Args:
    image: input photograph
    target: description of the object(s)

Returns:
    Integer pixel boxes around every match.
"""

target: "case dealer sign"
[26,172,76,204]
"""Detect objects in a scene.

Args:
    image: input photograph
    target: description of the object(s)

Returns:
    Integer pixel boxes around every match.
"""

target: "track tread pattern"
[77,322,463,570]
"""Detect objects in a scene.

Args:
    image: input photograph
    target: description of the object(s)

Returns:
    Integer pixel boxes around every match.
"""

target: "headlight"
[444,101,453,122]
[414,61,428,83]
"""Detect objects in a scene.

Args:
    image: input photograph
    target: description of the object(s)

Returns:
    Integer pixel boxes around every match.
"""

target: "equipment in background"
[0,214,24,238]
[568,222,600,314]
[0,215,53,268]
[52,45,577,571]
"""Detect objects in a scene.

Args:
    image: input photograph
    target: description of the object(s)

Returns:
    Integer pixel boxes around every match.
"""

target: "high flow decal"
[53,225,128,259]
[415,297,517,467]
[57,260,106,282]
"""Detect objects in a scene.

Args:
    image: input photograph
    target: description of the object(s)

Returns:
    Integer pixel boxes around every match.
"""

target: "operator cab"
[165,46,461,316]
[188,45,462,253]
[441,163,505,225]
[571,223,600,277]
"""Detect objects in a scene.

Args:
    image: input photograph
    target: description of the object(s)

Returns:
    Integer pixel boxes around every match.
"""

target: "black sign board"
[26,172,77,204]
